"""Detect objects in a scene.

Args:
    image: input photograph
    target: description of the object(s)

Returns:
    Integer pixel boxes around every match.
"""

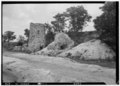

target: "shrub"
[3,42,16,51]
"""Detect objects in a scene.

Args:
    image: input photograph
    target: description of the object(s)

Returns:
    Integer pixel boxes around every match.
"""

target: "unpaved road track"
[2,52,116,84]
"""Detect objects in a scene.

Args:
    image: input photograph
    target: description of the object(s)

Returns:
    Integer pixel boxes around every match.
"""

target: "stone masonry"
[28,23,46,52]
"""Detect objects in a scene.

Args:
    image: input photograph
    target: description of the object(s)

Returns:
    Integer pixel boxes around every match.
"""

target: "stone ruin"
[35,32,74,56]
[28,23,46,52]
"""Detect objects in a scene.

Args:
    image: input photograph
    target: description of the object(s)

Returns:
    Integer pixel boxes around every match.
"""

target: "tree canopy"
[51,13,66,32]
[51,5,92,32]
[3,31,16,43]
[93,2,117,51]
[24,28,30,46]
[17,35,25,46]
[66,6,92,32]
[24,28,30,38]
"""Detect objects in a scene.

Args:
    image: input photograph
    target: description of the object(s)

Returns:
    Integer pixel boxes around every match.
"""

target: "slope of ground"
[59,39,115,60]
[2,51,116,84]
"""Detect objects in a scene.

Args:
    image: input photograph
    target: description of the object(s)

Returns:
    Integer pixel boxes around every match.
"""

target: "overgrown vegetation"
[24,28,30,46]
[3,42,17,51]
[94,2,117,52]
[3,31,16,50]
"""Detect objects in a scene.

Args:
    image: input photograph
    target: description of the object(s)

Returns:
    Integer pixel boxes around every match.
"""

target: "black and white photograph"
[1,1,119,85]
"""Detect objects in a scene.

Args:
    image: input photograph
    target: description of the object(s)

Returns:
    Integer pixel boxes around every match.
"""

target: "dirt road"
[2,51,116,84]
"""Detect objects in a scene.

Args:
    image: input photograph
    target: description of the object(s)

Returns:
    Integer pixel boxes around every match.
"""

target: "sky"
[3,3,104,39]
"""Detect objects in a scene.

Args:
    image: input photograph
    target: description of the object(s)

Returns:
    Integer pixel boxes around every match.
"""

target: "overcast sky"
[3,3,104,38]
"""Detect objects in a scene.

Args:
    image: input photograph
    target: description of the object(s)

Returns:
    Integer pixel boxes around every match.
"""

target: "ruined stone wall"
[35,32,74,56]
[67,31,100,46]
[28,23,46,52]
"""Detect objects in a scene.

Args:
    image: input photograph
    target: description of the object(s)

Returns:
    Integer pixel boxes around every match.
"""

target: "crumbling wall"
[35,32,74,56]
[28,23,46,52]
[67,31,100,46]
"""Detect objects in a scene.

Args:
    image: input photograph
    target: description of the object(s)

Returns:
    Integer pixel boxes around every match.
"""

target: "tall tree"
[51,13,66,32]
[51,6,91,32]
[44,23,52,33]
[3,31,16,43]
[93,2,117,51]
[66,6,92,32]
[24,28,30,46]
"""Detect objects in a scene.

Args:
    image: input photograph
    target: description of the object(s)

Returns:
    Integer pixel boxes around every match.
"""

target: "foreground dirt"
[2,51,116,84]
